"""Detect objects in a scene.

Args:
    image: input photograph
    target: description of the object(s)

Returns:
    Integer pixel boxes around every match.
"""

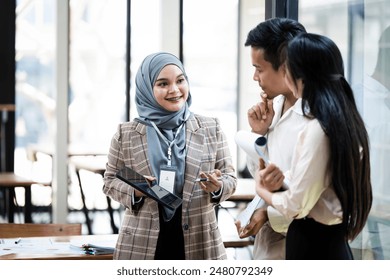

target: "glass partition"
[129,0,162,120]
[15,0,56,212]
[69,0,127,153]
[15,0,129,220]
[300,0,390,260]
[182,0,239,171]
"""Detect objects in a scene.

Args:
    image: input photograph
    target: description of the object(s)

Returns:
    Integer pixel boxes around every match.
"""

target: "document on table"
[0,237,84,256]
[70,239,115,255]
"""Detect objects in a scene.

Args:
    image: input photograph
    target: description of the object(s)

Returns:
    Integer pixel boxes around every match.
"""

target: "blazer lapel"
[182,116,205,207]
[132,122,154,176]
[132,122,160,218]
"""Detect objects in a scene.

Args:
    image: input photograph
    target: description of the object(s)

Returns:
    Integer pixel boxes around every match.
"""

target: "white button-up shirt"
[248,95,342,234]
[272,118,343,226]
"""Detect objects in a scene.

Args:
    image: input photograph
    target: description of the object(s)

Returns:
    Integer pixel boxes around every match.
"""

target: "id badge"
[159,165,177,194]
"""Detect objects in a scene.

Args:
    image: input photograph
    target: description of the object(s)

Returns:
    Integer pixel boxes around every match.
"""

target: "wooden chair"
[0,223,82,238]
[70,156,119,235]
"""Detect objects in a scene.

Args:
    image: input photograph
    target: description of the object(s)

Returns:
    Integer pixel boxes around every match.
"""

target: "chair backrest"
[0,223,82,238]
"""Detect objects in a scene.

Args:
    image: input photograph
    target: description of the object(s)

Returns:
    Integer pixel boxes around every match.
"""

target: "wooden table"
[0,104,15,172]
[0,104,15,111]
[27,144,108,161]
[0,172,37,223]
[0,234,117,260]
[0,233,251,260]
[228,178,256,203]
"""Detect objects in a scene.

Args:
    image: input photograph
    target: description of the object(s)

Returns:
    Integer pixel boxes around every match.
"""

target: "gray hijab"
[135,52,192,220]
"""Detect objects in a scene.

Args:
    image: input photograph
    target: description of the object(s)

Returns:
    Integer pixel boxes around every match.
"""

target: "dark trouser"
[286,218,353,260]
[154,205,185,260]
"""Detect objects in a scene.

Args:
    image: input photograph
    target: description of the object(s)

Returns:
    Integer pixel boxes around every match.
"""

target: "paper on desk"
[236,195,266,227]
[70,239,115,255]
[0,237,51,245]
[0,238,83,257]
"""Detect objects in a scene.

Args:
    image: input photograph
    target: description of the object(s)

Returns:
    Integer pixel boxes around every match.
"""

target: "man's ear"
[279,63,287,75]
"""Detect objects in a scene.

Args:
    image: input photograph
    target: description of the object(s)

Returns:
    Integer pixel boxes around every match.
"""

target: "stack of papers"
[70,242,115,255]
[0,238,85,257]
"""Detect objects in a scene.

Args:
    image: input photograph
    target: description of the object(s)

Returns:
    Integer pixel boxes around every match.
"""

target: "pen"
[15,238,21,244]
[195,177,223,182]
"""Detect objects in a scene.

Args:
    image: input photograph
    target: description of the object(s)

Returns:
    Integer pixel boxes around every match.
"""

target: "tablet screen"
[116,167,182,210]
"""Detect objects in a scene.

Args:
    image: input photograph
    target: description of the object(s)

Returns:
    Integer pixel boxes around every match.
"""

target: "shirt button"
[183,224,189,230]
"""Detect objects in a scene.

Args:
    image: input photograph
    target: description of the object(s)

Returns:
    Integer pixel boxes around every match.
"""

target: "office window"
[69,0,127,152]
[182,0,239,170]
[14,0,128,214]
[15,0,128,172]
[237,0,266,173]
[15,0,56,184]
[129,0,162,120]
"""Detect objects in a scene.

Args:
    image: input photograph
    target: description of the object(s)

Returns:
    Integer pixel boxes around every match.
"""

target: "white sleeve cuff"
[267,205,291,234]
[132,194,143,205]
[211,185,224,199]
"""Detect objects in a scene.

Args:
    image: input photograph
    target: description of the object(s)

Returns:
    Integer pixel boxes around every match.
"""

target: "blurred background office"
[0,0,389,259]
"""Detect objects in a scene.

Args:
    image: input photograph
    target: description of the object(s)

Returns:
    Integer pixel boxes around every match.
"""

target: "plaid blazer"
[103,114,237,260]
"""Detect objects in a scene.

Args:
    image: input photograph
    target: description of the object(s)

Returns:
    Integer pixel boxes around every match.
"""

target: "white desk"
[0,234,117,260]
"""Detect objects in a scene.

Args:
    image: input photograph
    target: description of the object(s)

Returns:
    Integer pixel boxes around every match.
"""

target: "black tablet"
[116,166,182,211]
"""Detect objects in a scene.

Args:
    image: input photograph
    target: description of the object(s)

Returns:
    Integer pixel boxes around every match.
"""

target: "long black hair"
[286,33,372,241]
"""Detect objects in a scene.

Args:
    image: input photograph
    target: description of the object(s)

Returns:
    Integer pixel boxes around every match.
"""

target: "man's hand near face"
[248,92,275,135]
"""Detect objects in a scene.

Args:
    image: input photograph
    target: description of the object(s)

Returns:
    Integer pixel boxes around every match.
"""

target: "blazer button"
[183,224,189,230]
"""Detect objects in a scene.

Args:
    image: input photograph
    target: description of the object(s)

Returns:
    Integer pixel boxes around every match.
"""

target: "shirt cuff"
[267,205,291,234]
[132,194,143,205]
[211,186,224,199]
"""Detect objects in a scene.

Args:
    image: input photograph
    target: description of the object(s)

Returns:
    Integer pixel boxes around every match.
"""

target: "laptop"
[116,166,182,211]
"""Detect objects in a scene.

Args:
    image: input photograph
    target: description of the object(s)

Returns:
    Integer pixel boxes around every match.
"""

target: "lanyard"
[150,121,185,166]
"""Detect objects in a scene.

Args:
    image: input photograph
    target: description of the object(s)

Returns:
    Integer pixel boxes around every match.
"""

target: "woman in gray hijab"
[103,52,237,260]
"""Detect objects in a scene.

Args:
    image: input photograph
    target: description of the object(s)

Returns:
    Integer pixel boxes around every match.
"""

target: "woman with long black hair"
[255,33,372,259]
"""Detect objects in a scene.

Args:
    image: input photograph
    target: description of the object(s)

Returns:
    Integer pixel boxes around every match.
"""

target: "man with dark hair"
[235,18,307,259]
